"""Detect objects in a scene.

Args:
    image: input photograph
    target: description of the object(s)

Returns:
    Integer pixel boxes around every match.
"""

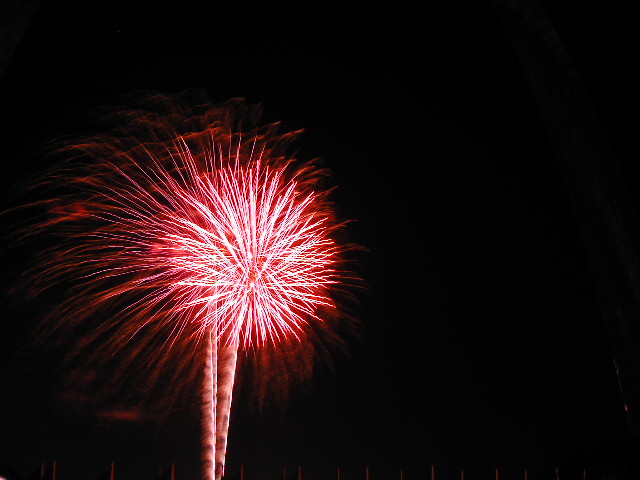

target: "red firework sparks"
[13,93,356,480]
[24,96,349,348]
[80,122,339,348]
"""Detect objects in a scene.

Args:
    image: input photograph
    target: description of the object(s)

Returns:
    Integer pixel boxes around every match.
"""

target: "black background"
[1,1,637,479]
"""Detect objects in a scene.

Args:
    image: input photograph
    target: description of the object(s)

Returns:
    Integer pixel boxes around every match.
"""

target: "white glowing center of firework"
[247,263,259,288]
[149,164,337,347]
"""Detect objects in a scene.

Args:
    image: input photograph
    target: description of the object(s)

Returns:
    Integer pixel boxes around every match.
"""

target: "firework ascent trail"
[13,92,356,480]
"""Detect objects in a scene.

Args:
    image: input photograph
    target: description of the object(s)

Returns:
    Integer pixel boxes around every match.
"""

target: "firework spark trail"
[13,93,355,480]
[214,342,238,479]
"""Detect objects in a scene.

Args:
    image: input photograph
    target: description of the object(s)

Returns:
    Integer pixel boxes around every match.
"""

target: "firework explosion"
[12,92,356,480]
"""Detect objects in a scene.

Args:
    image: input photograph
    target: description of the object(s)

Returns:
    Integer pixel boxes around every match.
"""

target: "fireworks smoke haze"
[11,92,358,480]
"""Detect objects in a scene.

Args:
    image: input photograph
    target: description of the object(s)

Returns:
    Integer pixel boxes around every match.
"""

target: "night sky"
[1,2,638,480]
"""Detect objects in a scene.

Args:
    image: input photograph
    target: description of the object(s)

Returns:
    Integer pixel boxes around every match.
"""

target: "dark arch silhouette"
[493,0,640,442]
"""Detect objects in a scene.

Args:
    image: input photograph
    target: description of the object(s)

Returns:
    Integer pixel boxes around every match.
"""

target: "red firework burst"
[13,93,356,480]
[72,117,340,349]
